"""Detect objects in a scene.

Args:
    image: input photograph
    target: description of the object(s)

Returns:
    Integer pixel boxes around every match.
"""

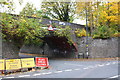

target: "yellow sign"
[0,59,5,70]
[6,59,21,70]
[21,58,35,68]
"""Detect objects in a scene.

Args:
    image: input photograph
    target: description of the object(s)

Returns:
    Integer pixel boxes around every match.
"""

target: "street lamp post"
[85,3,89,59]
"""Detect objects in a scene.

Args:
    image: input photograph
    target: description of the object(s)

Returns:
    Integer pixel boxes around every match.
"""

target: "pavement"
[0,59,119,80]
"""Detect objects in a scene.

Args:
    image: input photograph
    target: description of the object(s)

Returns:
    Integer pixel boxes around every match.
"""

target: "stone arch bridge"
[21,17,85,58]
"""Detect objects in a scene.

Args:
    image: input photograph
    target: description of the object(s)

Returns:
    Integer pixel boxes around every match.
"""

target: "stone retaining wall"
[2,41,20,58]
[1,37,119,59]
[89,38,118,58]
[76,37,119,58]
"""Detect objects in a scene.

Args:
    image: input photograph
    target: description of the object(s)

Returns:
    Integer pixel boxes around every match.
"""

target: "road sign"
[21,58,35,68]
[35,57,49,67]
[48,25,54,31]
[0,59,5,70]
[6,59,21,70]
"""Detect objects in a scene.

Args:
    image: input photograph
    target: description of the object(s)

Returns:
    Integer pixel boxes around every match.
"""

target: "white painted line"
[64,63,83,66]
[33,73,42,76]
[54,71,63,73]
[74,68,80,70]
[44,72,52,74]
[106,63,110,65]
[109,75,120,78]
[41,73,48,75]
[83,67,89,69]
[18,75,25,77]
[98,64,104,67]
[64,69,72,72]
[18,75,30,77]
[5,77,15,78]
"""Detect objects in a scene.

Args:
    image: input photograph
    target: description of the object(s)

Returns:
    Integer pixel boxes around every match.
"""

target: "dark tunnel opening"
[41,36,78,58]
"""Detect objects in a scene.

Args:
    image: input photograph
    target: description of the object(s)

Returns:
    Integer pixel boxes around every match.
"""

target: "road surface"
[0,58,119,80]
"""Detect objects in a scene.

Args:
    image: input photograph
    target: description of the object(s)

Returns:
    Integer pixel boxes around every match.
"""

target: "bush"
[75,28,86,37]
[92,25,119,39]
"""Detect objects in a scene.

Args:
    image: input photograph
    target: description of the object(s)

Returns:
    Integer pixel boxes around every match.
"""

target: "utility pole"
[85,2,89,59]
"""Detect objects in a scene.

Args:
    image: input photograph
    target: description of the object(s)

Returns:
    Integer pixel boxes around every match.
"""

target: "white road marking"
[64,63,83,66]
[54,71,63,73]
[109,75,120,78]
[18,76,24,77]
[64,69,72,72]
[18,75,30,77]
[33,73,42,76]
[74,68,80,70]
[45,72,52,74]
[83,67,89,69]
[5,76,15,78]
[106,63,110,65]
[41,73,48,75]
[98,64,104,67]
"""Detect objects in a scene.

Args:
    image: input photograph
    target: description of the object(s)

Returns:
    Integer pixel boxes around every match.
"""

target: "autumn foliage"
[76,2,119,39]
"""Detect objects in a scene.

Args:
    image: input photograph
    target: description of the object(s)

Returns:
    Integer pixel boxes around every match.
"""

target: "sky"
[12,0,42,14]
[1,0,86,25]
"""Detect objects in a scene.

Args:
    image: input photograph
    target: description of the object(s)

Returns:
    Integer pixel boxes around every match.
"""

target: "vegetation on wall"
[74,28,87,37]
[1,0,119,49]
[0,1,73,48]
[1,13,73,46]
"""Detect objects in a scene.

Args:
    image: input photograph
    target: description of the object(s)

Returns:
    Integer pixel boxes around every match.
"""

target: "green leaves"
[1,12,73,46]
[92,25,119,39]
[1,13,41,46]
[41,2,76,22]
[20,3,36,17]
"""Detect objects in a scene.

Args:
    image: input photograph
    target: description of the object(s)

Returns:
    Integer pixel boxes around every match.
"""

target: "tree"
[76,1,119,38]
[41,1,76,22]
[0,0,15,13]
[20,3,36,17]
[1,1,43,58]
[76,2,101,32]
[1,0,74,58]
